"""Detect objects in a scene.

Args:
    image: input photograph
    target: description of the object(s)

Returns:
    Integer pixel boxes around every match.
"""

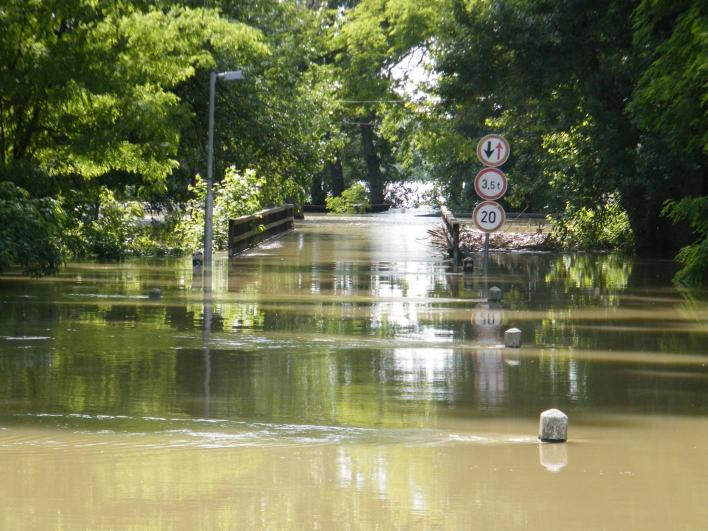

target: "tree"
[330,0,443,204]
[0,1,268,196]
[431,0,703,254]
[630,0,707,282]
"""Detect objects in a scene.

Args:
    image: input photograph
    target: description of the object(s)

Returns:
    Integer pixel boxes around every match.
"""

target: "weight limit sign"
[474,167,507,201]
[473,201,506,233]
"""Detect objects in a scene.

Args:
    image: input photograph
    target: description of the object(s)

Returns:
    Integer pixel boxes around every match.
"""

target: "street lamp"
[204,70,245,271]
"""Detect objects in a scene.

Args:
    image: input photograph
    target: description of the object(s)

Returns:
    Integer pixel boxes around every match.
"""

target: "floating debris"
[428,224,558,254]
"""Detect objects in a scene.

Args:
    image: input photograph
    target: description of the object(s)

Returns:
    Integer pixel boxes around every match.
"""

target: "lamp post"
[204,70,244,271]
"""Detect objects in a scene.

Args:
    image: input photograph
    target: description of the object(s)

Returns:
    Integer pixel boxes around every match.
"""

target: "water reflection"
[1,215,707,429]
[539,442,568,473]
[1,213,708,528]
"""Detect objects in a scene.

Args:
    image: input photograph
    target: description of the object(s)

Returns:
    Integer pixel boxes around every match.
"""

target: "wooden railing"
[440,206,461,263]
[228,204,295,257]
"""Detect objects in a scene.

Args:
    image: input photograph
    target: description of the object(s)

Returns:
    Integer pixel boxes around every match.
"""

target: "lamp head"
[219,70,244,81]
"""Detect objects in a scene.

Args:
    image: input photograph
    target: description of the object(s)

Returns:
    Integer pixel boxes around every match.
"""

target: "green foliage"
[0,2,268,192]
[662,196,708,285]
[62,186,187,260]
[550,196,634,252]
[630,0,707,157]
[177,168,270,251]
[326,183,371,214]
[63,187,144,260]
[0,182,64,276]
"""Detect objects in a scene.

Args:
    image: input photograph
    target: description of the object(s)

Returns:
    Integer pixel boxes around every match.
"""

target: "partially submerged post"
[463,257,474,273]
[488,286,502,302]
[504,327,521,348]
[539,408,568,443]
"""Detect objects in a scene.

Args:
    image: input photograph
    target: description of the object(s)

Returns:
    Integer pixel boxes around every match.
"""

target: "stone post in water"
[539,408,568,442]
[504,327,522,348]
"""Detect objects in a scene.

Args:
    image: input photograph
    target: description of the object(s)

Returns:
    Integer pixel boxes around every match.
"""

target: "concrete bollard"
[148,288,161,299]
[504,328,522,348]
[487,286,502,302]
[539,408,568,443]
[463,258,474,273]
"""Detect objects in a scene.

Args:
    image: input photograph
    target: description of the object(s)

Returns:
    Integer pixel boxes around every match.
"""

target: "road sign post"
[475,134,510,274]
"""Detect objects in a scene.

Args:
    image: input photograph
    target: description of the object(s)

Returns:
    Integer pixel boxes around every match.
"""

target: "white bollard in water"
[488,286,502,302]
[504,328,522,348]
[539,408,568,442]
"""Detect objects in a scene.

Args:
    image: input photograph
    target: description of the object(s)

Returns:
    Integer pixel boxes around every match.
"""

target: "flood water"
[1,212,707,529]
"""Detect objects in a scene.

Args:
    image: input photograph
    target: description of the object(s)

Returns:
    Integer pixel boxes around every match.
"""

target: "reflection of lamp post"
[204,70,245,272]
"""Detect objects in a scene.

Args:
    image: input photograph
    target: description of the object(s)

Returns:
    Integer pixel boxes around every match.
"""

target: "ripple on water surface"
[1,413,540,454]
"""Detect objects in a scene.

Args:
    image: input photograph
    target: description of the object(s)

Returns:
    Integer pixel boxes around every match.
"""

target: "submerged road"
[1,211,707,529]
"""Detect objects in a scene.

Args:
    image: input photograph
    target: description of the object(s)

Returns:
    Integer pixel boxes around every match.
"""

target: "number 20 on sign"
[473,200,506,233]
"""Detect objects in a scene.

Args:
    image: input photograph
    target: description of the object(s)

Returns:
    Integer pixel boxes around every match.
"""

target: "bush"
[0,182,64,276]
[176,168,267,251]
[326,183,371,214]
[549,195,634,252]
[64,187,146,260]
[662,196,708,286]
[63,187,186,260]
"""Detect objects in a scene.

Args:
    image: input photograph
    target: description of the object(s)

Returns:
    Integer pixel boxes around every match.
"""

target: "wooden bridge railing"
[228,204,295,257]
[440,206,461,263]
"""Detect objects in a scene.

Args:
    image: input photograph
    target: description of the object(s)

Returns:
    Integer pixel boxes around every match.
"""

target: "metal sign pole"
[483,232,489,275]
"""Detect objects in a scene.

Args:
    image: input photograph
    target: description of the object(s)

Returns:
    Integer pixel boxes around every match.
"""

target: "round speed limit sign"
[473,201,506,232]
[474,168,507,201]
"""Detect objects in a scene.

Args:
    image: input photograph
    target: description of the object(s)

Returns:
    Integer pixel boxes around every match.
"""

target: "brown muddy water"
[1,212,707,530]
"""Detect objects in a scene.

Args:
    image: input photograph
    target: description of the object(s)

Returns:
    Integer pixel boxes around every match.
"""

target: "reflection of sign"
[474,309,503,327]
[473,201,506,232]
[474,168,507,201]
[476,134,510,167]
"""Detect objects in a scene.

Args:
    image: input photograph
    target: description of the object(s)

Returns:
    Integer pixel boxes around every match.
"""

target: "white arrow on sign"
[474,167,507,201]
[476,134,510,167]
[473,200,506,232]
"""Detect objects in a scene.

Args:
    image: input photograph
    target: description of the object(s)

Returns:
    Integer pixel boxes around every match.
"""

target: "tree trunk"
[329,150,345,197]
[359,120,385,205]
[310,173,325,205]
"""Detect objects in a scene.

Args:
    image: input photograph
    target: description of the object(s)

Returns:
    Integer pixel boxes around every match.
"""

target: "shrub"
[326,183,371,214]
[549,195,634,252]
[176,168,267,251]
[662,196,708,286]
[0,182,64,276]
